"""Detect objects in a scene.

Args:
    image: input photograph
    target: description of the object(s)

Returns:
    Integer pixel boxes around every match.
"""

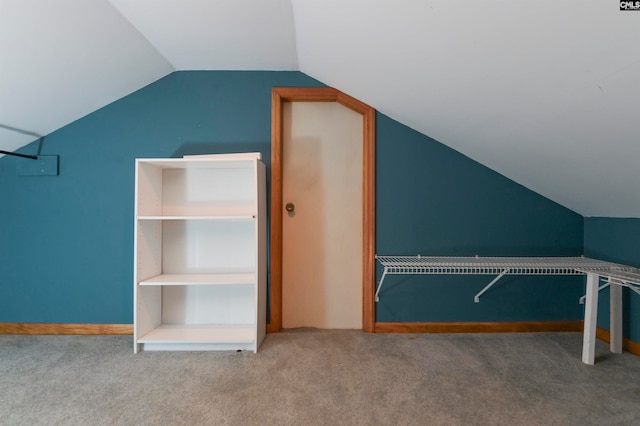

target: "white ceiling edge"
[292,0,640,218]
[455,60,640,218]
[109,0,299,70]
[2,0,638,219]
[0,0,174,157]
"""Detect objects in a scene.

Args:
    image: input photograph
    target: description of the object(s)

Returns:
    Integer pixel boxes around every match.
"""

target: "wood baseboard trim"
[4,322,637,356]
[374,321,584,334]
[596,327,640,357]
[0,323,133,335]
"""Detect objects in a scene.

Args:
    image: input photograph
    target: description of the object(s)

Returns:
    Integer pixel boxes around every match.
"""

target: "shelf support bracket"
[578,276,640,304]
[610,279,640,297]
[579,279,609,304]
[474,269,509,303]
[375,268,389,302]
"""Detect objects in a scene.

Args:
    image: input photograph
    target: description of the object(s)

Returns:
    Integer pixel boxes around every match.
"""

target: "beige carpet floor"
[1,329,640,425]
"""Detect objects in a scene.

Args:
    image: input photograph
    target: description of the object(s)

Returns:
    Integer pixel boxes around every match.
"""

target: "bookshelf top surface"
[136,153,261,170]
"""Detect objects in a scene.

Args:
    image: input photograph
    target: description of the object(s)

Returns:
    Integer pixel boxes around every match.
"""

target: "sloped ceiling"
[1,0,638,217]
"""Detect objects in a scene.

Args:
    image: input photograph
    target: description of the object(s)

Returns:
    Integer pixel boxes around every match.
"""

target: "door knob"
[285,202,295,213]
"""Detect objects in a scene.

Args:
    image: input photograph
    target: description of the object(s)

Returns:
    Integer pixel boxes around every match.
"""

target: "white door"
[282,102,363,329]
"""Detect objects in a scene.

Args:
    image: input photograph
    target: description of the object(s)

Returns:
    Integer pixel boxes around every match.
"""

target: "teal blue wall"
[0,71,324,323]
[375,114,585,322]
[1,70,586,325]
[584,218,640,342]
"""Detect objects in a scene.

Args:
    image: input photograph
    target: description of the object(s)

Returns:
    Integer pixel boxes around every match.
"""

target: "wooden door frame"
[268,87,375,333]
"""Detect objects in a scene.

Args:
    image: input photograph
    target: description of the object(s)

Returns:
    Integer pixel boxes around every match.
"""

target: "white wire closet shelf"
[374,255,640,303]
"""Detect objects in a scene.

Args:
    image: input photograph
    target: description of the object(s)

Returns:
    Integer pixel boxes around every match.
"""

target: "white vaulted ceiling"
[1,0,638,217]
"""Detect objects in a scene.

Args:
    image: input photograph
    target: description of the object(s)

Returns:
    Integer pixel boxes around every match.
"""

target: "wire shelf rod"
[375,255,640,303]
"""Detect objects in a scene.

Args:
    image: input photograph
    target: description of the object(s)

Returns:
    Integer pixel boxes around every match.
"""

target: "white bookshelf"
[133,153,266,353]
